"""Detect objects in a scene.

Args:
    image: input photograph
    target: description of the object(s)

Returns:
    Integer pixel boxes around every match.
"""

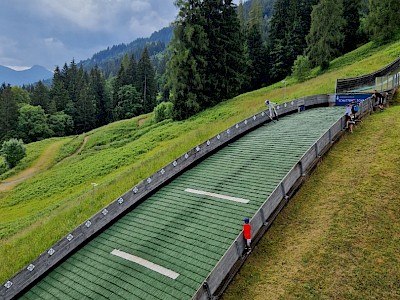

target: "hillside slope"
[0,40,400,285]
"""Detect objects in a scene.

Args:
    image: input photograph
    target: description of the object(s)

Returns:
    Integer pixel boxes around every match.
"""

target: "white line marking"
[185,188,250,204]
[111,249,179,279]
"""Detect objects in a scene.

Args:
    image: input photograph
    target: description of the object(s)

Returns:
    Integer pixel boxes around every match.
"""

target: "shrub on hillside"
[1,138,26,168]
[154,102,174,123]
[292,55,311,82]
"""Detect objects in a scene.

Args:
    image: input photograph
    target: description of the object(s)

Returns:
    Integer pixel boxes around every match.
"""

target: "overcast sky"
[1,0,241,72]
[0,0,177,71]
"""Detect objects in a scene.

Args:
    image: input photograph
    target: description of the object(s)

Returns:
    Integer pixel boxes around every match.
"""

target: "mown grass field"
[222,99,400,300]
[1,39,400,288]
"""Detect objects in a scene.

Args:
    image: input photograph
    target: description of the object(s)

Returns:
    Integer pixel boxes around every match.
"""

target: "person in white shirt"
[345,103,355,133]
[265,99,279,121]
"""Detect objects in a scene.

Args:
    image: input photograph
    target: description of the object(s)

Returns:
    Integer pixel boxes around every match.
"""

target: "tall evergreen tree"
[167,0,245,120]
[342,0,362,53]
[306,0,345,69]
[0,84,18,141]
[248,0,264,38]
[202,0,246,101]
[220,0,248,98]
[157,52,171,103]
[202,0,225,105]
[113,54,139,110]
[365,0,400,44]
[267,0,290,81]
[126,54,138,88]
[237,0,246,34]
[247,25,269,89]
[113,85,143,120]
[74,86,96,133]
[137,47,157,113]
[31,81,51,113]
[268,0,317,81]
[51,66,71,113]
[65,60,80,105]
[113,63,127,108]
[89,65,112,127]
[245,0,269,89]
[167,0,208,120]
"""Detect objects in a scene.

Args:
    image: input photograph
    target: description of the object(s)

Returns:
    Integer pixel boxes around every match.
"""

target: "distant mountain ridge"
[0,65,53,86]
[0,26,173,87]
[79,26,173,78]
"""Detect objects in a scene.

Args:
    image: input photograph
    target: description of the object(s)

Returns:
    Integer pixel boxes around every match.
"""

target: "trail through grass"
[222,105,400,300]
[0,140,66,191]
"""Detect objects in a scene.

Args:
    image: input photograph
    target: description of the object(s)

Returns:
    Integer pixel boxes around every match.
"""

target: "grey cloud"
[0,0,178,70]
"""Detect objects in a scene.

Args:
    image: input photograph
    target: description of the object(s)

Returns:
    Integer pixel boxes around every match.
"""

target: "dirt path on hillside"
[0,140,65,192]
[138,117,148,126]
[73,136,89,155]
[55,136,89,167]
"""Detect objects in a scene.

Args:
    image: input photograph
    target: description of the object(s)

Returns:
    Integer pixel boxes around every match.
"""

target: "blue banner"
[335,93,370,106]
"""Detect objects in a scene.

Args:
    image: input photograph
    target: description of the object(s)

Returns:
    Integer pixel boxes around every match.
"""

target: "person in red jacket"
[243,217,252,253]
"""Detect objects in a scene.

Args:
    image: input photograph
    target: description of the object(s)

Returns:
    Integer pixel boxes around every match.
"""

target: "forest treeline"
[0,47,157,143]
[0,0,399,144]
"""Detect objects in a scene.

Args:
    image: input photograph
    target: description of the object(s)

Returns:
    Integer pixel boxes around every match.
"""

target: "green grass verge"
[0,40,400,284]
[0,138,62,181]
[222,104,400,300]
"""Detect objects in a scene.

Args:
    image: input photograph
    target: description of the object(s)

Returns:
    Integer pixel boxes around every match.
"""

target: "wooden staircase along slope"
[1,59,399,299]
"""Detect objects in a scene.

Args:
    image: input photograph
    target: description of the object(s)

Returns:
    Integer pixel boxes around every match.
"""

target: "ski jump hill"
[2,58,399,300]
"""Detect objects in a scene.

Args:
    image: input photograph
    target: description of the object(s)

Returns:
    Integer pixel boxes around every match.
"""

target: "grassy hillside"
[223,98,400,300]
[1,40,400,284]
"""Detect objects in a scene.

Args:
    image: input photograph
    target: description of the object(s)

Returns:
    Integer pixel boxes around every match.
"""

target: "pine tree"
[113,54,139,111]
[0,84,18,141]
[65,60,80,105]
[137,47,157,113]
[202,0,225,104]
[126,54,138,89]
[268,0,317,81]
[245,0,270,89]
[89,65,112,127]
[51,66,71,113]
[31,81,51,113]
[237,0,246,35]
[167,0,208,120]
[113,85,142,120]
[365,0,400,44]
[306,0,345,69]
[266,0,289,81]
[247,25,269,89]
[248,0,263,38]
[220,0,248,99]
[113,63,126,108]
[167,0,247,120]
[201,0,246,102]
[342,0,362,53]
[74,86,96,133]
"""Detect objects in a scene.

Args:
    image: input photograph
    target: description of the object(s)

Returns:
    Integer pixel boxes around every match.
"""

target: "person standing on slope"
[265,99,279,121]
[243,217,252,254]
